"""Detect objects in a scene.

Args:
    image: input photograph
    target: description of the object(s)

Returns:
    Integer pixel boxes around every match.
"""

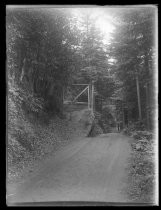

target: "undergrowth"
[123,122,156,203]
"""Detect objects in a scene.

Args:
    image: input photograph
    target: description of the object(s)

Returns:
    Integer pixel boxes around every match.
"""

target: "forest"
[7,6,157,204]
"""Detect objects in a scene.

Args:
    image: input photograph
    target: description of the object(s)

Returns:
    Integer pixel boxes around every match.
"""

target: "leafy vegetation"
[124,127,156,202]
[110,7,156,129]
[7,8,83,180]
[68,11,116,98]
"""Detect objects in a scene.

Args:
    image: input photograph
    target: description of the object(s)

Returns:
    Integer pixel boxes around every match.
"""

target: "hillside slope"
[7,109,94,184]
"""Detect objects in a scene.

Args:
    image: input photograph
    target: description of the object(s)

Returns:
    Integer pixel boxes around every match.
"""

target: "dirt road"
[7,133,131,204]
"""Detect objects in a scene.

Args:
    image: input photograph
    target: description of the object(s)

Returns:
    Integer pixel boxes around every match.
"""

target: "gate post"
[89,82,91,110]
[88,80,94,113]
[88,85,90,109]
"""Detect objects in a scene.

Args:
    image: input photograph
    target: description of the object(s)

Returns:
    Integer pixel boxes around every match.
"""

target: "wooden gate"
[63,81,94,112]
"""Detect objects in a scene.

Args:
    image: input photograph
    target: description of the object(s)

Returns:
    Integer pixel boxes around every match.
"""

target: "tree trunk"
[20,58,26,82]
[122,105,125,129]
[91,80,94,113]
[145,83,150,130]
[59,86,64,114]
[135,71,142,120]
[145,52,152,130]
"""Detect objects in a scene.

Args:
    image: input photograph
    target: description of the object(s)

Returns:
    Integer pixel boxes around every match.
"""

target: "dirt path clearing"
[7,133,131,203]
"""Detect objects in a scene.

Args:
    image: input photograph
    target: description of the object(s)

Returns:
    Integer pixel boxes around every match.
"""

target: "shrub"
[123,120,147,136]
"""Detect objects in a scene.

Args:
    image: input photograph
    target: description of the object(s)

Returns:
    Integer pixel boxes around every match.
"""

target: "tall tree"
[7,8,77,116]
[110,7,156,129]
[69,10,116,101]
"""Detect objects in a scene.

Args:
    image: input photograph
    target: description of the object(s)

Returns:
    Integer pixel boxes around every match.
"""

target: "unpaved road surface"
[7,133,131,204]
